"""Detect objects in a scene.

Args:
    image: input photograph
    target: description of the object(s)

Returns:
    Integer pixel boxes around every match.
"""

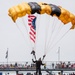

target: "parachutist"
[32,58,45,75]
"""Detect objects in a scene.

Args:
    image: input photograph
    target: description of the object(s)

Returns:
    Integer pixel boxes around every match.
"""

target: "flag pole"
[7,48,8,66]
[6,48,9,75]
[5,48,9,66]
[58,47,60,62]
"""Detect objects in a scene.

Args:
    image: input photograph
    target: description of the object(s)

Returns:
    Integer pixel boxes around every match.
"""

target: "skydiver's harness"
[31,50,46,61]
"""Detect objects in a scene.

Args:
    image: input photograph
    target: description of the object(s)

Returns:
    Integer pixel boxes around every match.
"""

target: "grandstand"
[0,61,75,75]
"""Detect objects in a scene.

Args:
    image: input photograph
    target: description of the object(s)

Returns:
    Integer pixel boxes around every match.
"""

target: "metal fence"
[0,61,75,69]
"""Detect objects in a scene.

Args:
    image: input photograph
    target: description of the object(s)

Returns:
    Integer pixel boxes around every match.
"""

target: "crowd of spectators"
[0,61,75,69]
[1,61,75,75]
[51,61,75,69]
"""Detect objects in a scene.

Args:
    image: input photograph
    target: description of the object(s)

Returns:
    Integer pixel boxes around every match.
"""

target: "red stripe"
[30,26,36,34]
[28,23,32,26]
[30,36,35,43]
[29,32,36,39]
[28,19,32,22]
[28,15,36,18]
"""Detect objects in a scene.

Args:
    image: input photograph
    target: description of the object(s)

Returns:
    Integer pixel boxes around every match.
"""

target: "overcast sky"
[0,0,75,63]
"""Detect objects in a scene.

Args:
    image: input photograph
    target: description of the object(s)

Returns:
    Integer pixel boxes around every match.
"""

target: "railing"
[0,61,75,71]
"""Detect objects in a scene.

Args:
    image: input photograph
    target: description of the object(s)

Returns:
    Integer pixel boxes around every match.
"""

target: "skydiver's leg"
[36,68,38,75]
[39,68,42,75]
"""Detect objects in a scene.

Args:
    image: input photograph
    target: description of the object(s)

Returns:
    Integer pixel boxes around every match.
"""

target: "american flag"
[28,15,36,43]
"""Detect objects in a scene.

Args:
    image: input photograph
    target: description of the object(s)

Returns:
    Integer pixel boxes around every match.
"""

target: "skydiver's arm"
[32,59,36,63]
[41,62,45,65]
[41,61,45,65]
[42,55,46,61]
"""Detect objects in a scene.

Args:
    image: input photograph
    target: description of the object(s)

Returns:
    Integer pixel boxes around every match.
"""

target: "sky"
[0,0,75,63]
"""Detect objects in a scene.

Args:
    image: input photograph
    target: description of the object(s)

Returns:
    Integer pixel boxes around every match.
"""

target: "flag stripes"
[28,15,36,43]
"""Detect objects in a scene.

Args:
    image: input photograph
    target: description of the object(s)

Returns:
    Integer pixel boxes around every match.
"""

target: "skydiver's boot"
[39,73,42,75]
[39,72,42,75]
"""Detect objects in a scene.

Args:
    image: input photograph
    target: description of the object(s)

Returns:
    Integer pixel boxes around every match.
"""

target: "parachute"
[8,2,75,29]
[8,2,75,60]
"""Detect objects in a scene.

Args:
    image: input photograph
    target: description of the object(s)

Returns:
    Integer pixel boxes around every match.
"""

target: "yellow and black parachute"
[8,2,75,29]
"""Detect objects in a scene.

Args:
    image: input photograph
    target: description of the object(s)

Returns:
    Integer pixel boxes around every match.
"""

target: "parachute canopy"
[8,2,75,29]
